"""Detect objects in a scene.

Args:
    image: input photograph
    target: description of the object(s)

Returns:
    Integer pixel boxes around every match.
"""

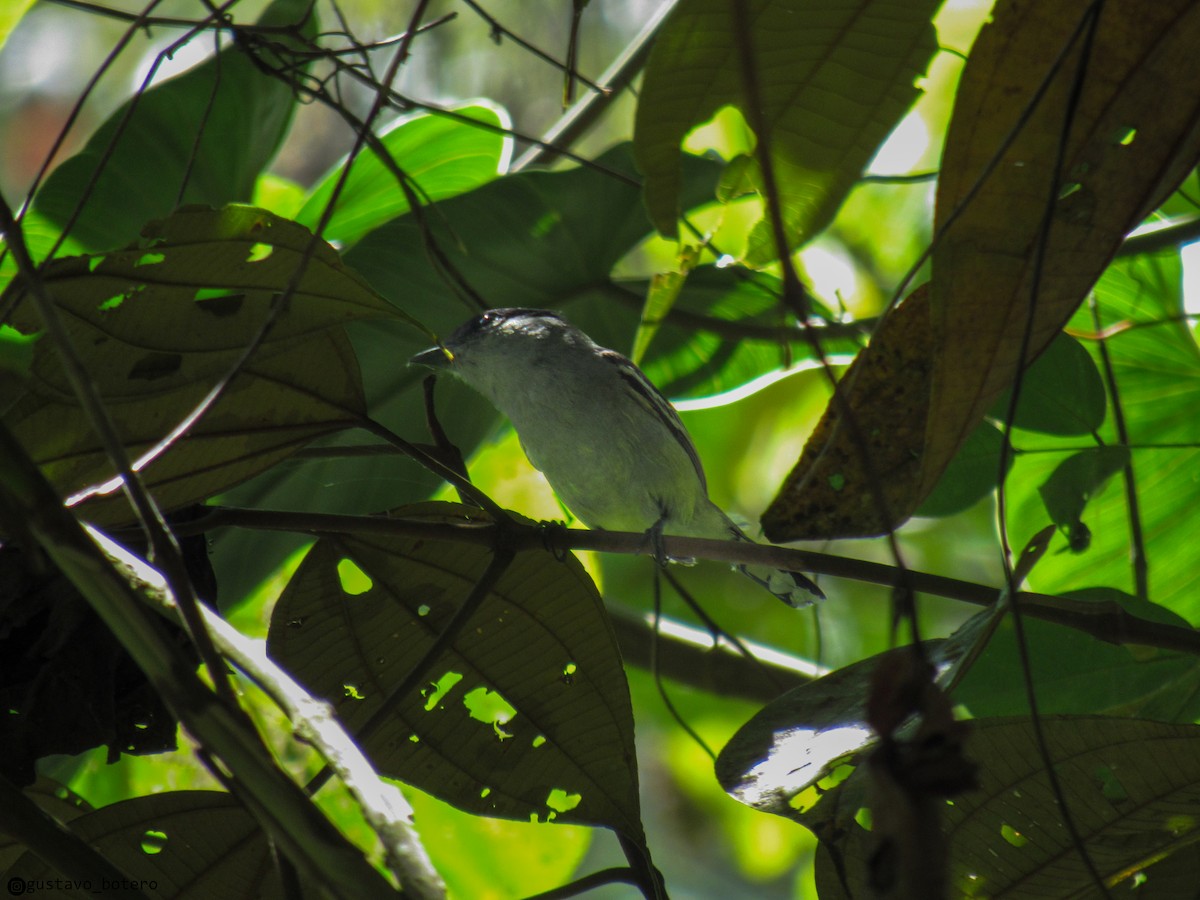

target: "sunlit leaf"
[1008,252,1200,617]
[297,103,511,249]
[989,332,1107,435]
[634,0,940,264]
[955,589,1200,722]
[717,642,947,820]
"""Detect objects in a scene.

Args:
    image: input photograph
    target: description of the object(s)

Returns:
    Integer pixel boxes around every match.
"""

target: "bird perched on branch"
[410,308,823,607]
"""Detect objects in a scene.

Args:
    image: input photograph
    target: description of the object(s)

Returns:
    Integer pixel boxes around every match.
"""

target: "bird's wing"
[599,349,707,492]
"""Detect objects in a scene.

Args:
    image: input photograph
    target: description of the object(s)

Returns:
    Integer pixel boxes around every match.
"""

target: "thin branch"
[521,867,639,900]
[184,506,1200,657]
[512,0,681,170]
[98,531,443,898]
[460,0,605,95]
[1089,294,1148,600]
[0,423,397,897]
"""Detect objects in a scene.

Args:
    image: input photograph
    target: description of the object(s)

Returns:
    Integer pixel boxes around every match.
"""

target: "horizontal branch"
[192,507,1200,657]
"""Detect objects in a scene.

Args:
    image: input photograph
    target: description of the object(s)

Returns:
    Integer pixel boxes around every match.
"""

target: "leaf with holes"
[633,0,940,264]
[266,503,643,840]
[717,642,951,821]
[5,791,283,898]
[32,0,316,252]
[808,717,1200,899]
[0,205,406,523]
[919,0,1200,500]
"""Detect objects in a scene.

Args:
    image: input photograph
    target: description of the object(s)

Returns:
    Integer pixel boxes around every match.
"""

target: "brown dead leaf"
[762,286,931,541]
[764,0,1200,541]
[920,0,1200,497]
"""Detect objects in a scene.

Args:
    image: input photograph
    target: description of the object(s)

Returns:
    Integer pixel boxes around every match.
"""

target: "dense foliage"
[2,0,1200,897]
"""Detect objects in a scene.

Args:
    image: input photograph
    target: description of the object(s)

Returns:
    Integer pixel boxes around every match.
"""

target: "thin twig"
[460,0,605,95]
[992,3,1112,894]
[512,0,681,170]
[1088,294,1148,599]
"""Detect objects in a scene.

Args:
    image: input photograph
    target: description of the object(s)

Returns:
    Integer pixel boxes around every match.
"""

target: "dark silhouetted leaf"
[0,206,404,523]
[267,503,643,839]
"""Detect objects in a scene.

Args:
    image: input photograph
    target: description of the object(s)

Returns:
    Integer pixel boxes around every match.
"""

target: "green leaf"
[716,641,948,820]
[407,788,591,899]
[267,503,644,839]
[0,325,37,377]
[990,333,1107,435]
[916,420,1010,517]
[944,718,1200,896]
[0,205,402,522]
[954,590,1200,722]
[345,143,721,326]
[633,0,939,263]
[1009,253,1200,617]
[296,103,511,249]
[1038,445,1130,534]
[810,717,1200,898]
[0,0,36,56]
[630,245,698,365]
[0,209,88,297]
[33,0,316,251]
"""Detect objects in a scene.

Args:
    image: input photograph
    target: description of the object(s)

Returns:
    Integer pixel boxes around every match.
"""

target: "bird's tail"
[721,514,824,608]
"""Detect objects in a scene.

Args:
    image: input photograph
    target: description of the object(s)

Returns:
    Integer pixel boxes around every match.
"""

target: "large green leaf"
[1,206,402,523]
[633,0,939,264]
[266,503,644,839]
[989,333,1107,436]
[296,103,511,249]
[954,589,1200,722]
[1007,252,1200,619]
[0,0,36,57]
[808,717,1200,898]
[33,0,315,251]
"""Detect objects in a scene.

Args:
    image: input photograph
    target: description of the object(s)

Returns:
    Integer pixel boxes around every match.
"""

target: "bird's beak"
[409,345,454,369]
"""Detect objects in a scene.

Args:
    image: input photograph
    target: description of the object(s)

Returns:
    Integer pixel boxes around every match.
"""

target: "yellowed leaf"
[762,287,931,541]
[920,0,1200,497]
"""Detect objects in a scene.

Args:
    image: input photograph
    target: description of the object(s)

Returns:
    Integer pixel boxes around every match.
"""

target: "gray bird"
[410,308,823,606]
